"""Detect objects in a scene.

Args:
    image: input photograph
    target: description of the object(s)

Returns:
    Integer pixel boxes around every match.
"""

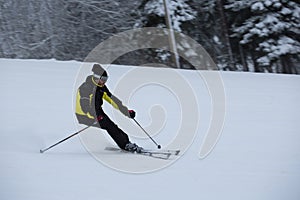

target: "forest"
[0,0,299,74]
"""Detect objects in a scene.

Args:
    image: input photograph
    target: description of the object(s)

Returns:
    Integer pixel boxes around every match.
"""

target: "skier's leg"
[98,115,130,150]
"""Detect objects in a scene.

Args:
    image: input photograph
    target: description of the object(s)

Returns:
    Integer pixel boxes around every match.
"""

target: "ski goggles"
[93,74,108,83]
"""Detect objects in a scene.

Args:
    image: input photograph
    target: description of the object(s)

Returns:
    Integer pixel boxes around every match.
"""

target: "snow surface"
[1,59,300,200]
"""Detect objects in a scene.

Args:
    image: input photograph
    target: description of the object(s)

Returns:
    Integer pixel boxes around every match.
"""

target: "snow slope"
[0,59,300,200]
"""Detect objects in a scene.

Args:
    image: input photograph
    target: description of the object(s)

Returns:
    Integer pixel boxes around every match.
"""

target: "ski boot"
[124,142,143,153]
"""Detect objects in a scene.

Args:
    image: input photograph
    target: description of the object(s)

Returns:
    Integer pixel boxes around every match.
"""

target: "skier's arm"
[103,93,130,117]
[78,83,96,117]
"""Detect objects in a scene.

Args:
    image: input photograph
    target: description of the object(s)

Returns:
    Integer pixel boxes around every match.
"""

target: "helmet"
[92,64,108,83]
[92,64,107,77]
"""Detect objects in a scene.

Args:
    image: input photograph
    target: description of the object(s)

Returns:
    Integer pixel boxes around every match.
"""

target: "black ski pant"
[76,113,130,150]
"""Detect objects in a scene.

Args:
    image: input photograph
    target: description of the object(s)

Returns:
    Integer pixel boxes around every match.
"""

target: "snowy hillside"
[1,59,300,200]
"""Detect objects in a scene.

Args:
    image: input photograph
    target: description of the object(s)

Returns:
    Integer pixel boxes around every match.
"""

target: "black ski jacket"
[75,75,130,119]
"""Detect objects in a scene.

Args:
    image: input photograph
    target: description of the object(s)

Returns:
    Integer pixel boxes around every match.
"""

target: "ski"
[105,147,180,160]
[139,149,172,160]
[142,149,180,156]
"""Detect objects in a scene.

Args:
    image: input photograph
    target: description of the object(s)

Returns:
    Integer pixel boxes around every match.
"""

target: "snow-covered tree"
[183,0,237,70]
[227,0,300,73]
[0,0,139,60]
[137,0,196,32]
[1,0,299,74]
[134,0,197,68]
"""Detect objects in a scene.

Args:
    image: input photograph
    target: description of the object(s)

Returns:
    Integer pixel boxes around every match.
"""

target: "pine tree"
[138,0,196,32]
[134,0,197,68]
[189,0,237,71]
[227,0,300,73]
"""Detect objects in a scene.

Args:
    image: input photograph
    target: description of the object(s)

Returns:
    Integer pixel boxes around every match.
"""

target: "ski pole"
[133,118,161,149]
[40,122,96,153]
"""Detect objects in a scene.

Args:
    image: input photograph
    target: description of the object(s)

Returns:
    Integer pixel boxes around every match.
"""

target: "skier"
[75,63,143,153]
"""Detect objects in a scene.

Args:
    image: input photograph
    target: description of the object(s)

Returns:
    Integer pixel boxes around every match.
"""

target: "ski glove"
[96,115,104,122]
[128,110,136,119]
